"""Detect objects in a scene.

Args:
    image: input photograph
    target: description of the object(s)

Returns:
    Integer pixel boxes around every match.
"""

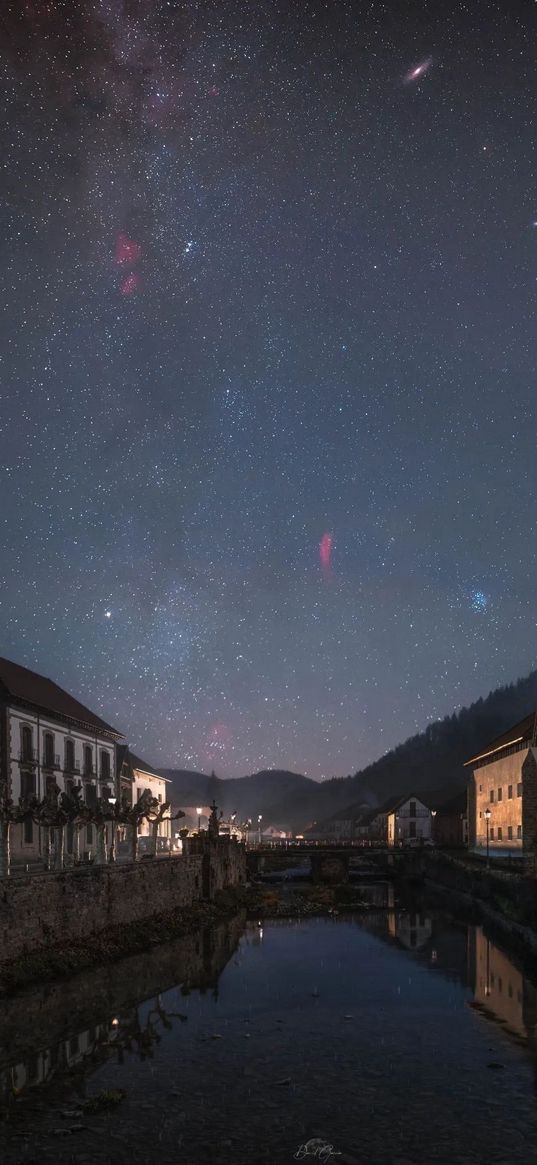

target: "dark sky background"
[1,0,536,779]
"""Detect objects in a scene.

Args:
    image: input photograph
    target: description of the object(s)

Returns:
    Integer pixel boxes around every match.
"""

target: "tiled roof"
[0,656,123,737]
[129,752,171,782]
[464,712,536,766]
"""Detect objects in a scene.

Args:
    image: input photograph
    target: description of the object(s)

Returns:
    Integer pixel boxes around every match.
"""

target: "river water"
[1,894,537,1165]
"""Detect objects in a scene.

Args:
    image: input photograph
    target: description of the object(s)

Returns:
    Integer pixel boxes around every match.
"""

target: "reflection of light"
[259,928,263,941]
[431,950,437,962]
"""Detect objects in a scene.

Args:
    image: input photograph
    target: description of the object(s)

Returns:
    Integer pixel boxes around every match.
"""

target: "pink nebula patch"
[319,532,333,571]
[120,272,141,296]
[115,232,142,266]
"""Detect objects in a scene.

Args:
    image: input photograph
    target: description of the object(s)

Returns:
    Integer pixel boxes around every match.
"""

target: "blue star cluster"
[1,0,536,779]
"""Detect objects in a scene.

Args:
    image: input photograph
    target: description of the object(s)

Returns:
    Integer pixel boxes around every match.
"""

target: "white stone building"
[130,753,172,852]
[377,794,433,846]
[0,656,124,864]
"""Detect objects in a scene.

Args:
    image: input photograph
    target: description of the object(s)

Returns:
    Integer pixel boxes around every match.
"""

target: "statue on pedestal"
[208,799,223,839]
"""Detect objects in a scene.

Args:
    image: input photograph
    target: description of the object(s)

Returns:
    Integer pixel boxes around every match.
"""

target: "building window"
[43,732,54,768]
[21,724,33,761]
[86,824,93,846]
[490,828,494,840]
[409,801,416,817]
[24,817,33,844]
[508,785,513,799]
[479,784,482,792]
[100,750,110,781]
[497,788,502,802]
[517,783,523,797]
[83,746,93,777]
[65,739,75,771]
[507,826,513,840]
[517,825,522,839]
[497,827,503,841]
[20,770,35,801]
[85,783,97,809]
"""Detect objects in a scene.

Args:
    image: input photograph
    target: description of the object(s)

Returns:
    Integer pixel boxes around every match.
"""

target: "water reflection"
[0,914,244,1113]
[3,894,535,1151]
[468,927,537,1047]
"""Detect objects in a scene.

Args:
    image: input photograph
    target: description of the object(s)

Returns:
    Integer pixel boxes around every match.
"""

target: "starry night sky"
[1,0,537,780]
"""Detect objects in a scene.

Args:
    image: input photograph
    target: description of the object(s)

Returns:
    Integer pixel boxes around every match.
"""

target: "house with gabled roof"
[115,745,173,853]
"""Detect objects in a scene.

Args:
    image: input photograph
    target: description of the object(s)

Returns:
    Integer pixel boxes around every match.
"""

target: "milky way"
[1,1,536,779]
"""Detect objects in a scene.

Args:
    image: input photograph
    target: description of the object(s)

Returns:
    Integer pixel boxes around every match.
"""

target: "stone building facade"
[465,712,537,855]
[0,657,124,864]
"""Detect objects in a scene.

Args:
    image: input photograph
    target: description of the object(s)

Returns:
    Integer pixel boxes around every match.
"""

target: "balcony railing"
[43,754,61,770]
[64,761,81,775]
[19,749,37,765]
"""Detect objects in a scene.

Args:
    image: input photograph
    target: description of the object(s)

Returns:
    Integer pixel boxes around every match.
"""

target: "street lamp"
[430,808,436,844]
[258,814,262,846]
[484,807,491,867]
[108,796,117,863]
[197,807,202,832]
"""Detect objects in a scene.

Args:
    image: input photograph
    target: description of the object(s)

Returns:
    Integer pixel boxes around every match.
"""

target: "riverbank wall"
[0,837,246,989]
[418,850,537,958]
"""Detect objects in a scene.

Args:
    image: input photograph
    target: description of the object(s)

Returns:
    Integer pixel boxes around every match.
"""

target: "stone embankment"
[418,850,537,961]
[0,837,246,991]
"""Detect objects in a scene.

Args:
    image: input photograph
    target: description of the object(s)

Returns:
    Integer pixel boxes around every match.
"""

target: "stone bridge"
[247,844,426,885]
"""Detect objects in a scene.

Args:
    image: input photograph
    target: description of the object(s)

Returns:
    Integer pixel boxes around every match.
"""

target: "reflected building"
[388,910,433,951]
[0,915,244,1113]
[468,927,537,1046]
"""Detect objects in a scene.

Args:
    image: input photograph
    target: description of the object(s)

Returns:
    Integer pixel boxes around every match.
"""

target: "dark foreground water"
[2,897,537,1165]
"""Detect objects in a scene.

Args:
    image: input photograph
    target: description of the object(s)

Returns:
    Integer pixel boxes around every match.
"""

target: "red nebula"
[115,232,142,266]
[120,272,141,296]
[319,532,333,571]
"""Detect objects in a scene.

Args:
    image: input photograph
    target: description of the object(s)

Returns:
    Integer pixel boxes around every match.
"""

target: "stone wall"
[0,837,246,970]
[522,749,537,868]
[421,850,537,931]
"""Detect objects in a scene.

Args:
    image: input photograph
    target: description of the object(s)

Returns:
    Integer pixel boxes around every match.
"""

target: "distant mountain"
[161,768,315,825]
[161,670,537,831]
